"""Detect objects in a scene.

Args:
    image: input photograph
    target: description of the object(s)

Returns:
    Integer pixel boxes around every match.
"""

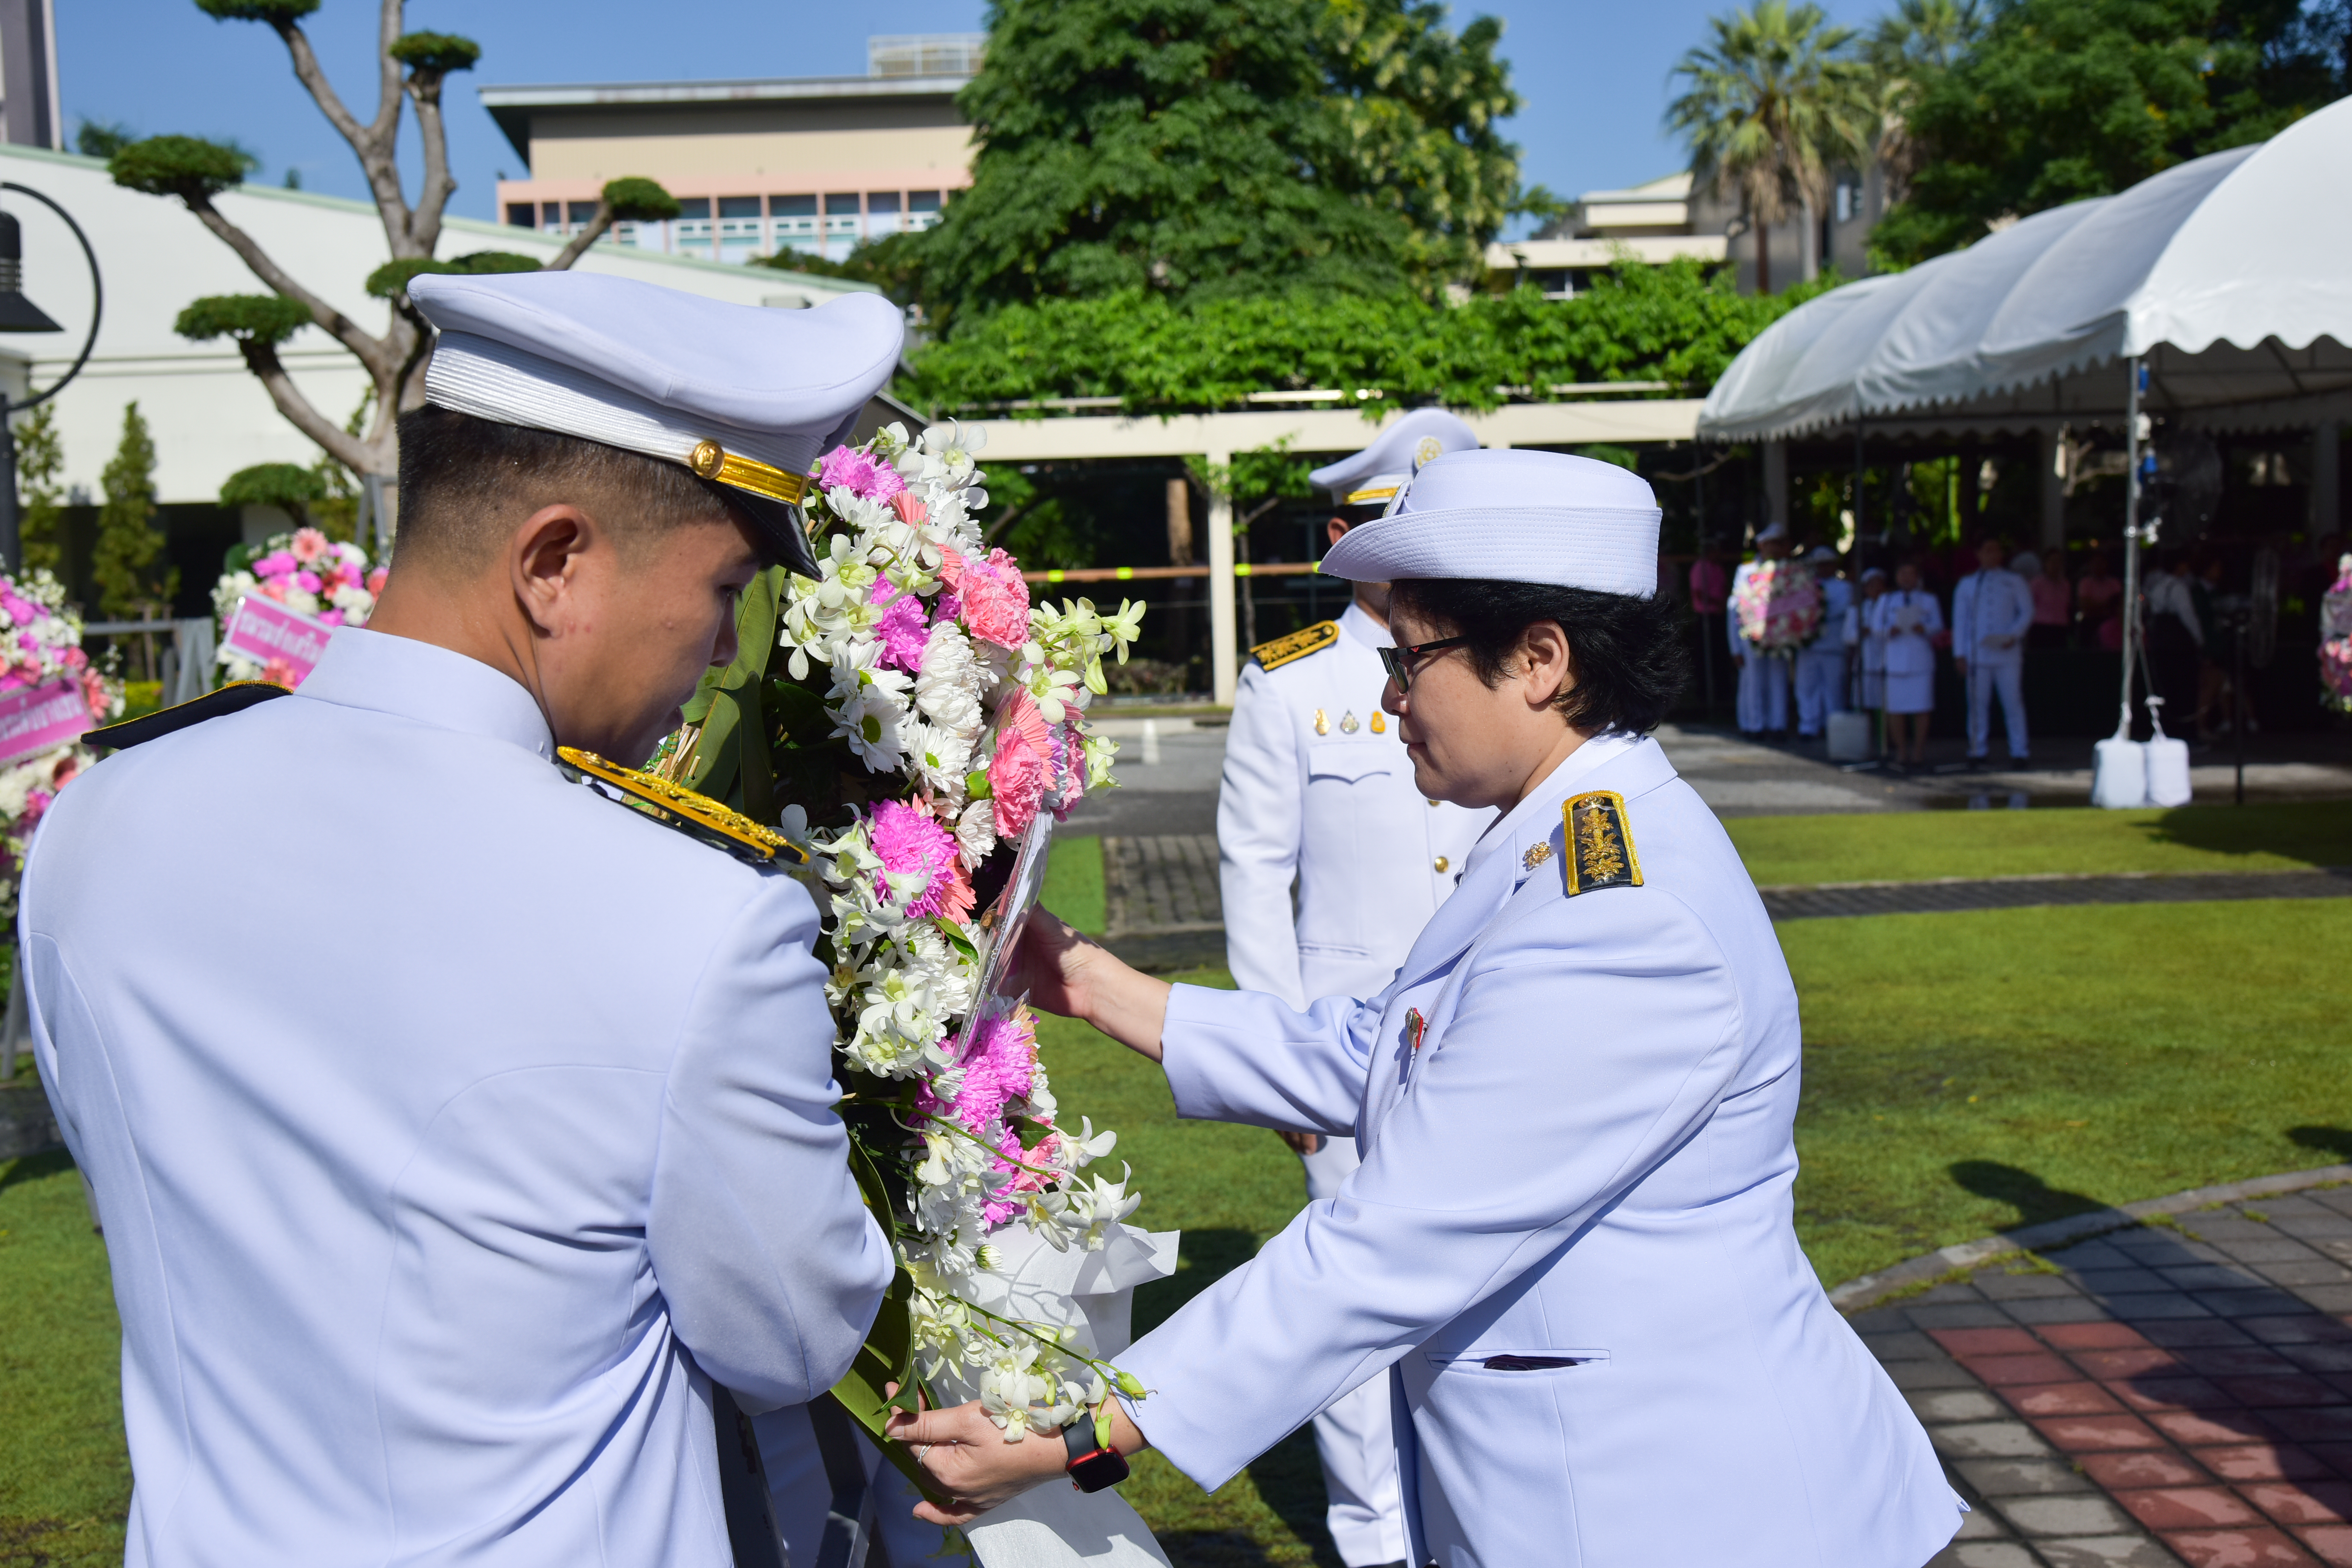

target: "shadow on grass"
[1134,1228,1258,1338]
[0,1145,72,1198]
[1948,1160,2106,1230]
[2289,1126,2352,1164]
[2140,801,2352,866]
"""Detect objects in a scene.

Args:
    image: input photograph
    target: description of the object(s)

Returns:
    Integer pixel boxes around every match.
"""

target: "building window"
[771,194,819,255]
[674,196,714,258]
[505,202,535,228]
[867,190,903,239]
[718,196,765,263]
[907,190,943,233]
[823,193,862,259]
[540,201,564,231]
[565,200,601,237]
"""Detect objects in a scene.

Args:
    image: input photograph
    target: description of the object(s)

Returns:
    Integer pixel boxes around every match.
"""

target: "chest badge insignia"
[1562,790,1643,896]
[1313,708,1330,736]
[1406,1008,1427,1051]
[1339,709,1360,734]
[1370,712,1386,734]
[1522,841,1553,871]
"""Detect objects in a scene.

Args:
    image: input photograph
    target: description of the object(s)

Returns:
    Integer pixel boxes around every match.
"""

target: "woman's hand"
[883,1397,1067,1525]
[1006,907,1173,1064]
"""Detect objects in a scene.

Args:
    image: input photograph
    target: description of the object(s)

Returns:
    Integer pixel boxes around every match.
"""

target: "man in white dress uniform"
[1794,545,1853,739]
[1729,523,1793,737]
[895,450,1961,1568]
[1216,408,1494,1567]
[20,273,904,1566]
[1952,536,2035,763]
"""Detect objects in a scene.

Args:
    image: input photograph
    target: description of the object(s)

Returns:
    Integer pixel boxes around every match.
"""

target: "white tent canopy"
[1698,94,2352,442]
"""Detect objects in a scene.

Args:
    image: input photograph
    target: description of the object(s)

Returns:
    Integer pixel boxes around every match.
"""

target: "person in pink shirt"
[2015,551,2072,650]
[2075,551,2124,652]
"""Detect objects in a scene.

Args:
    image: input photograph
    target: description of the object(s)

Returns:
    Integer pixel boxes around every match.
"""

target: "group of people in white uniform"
[24,274,1965,1568]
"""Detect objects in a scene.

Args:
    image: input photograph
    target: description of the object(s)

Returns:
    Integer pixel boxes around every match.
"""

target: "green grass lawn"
[1729,800,2352,886]
[7,811,2346,1567]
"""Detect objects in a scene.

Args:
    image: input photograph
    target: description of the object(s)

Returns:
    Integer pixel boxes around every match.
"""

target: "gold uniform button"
[1433,856,1450,873]
[1426,798,1439,808]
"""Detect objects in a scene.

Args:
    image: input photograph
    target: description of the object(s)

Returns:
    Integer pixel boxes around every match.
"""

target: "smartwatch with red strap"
[1063,1418,1131,1493]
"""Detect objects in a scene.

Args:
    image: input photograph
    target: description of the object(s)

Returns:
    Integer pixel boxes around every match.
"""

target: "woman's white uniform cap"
[1307,408,1481,508]
[1320,448,1663,598]
[407,271,906,572]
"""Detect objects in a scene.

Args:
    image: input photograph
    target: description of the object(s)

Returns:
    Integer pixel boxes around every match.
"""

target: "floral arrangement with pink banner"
[0,569,123,922]
[1733,558,1825,653]
[648,421,1172,1565]
[212,527,386,686]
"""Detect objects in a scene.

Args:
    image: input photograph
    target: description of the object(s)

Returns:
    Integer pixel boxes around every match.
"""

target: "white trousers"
[758,1401,947,1568]
[1297,1135,1412,1567]
[1734,652,1790,733]
[1794,651,1847,735]
[1966,660,2029,758]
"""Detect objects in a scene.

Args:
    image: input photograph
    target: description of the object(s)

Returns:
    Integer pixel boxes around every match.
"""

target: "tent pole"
[2119,358,2144,738]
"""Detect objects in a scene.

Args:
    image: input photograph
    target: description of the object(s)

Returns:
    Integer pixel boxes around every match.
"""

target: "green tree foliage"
[1667,0,1874,294]
[914,0,1525,325]
[107,135,256,202]
[74,119,136,159]
[905,259,1835,413]
[365,250,542,301]
[1860,0,1987,202]
[92,404,176,619]
[14,403,65,576]
[1872,0,2350,264]
[219,461,327,515]
[384,30,480,75]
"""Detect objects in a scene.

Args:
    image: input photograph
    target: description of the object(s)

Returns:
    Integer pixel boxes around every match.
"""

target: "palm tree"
[1667,1,1874,293]
[1864,0,1986,203]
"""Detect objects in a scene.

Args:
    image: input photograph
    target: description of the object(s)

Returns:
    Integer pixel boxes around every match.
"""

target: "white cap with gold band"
[407,270,906,575]
[1320,449,1663,598]
[1307,407,1482,510]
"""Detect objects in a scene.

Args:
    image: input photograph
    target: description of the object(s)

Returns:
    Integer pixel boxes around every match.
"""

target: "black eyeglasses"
[1378,635,1469,693]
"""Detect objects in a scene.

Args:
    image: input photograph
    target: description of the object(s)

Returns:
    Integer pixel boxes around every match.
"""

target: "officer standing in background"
[1729,522,1793,738]
[1214,407,1495,1568]
[1953,536,2036,764]
[1794,544,1853,743]
[22,272,902,1566]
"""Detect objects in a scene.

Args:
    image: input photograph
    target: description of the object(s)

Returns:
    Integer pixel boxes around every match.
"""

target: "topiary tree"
[14,402,65,576]
[219,462,329,534]
[92,403,176,622]
[110,0,680,492]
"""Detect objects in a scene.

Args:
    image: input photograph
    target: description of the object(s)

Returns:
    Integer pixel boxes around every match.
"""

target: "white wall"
[0,144,877,504]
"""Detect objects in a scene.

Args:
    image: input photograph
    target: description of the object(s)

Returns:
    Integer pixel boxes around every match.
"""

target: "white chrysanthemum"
[914,622,986,734]
[905,718,972,801]
[954,797,998,868]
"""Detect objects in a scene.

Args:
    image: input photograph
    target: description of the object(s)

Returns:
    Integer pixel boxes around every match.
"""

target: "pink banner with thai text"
[223,595,333,686]
[0,677,95,768]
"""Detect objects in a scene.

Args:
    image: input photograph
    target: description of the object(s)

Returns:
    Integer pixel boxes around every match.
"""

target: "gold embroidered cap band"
[1562,790,1643,896]
[687,440,810,507]
[557,746,809,866]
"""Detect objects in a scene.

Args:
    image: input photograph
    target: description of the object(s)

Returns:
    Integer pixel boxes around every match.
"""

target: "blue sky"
[57,0,1881,236]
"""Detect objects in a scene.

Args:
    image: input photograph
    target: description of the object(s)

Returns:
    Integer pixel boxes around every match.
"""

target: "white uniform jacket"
[1121,735,1960,1568]
[1870,589,1945,678]
[1218,603,1493,1007]
[1952,568,2034,666]
[20,628,893,1568]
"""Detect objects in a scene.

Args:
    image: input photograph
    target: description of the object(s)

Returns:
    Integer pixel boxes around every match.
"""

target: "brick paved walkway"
[1855,1185,2352,1567]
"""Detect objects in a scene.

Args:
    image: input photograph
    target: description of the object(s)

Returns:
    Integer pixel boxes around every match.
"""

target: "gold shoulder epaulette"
[1562,790,1642,896]
[1252,620,1340,671]
[557,746,808,866]
[86,680,293,750]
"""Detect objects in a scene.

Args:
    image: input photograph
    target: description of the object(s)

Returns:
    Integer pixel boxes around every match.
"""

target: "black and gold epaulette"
[556,746,809,866]
[1561,790,1642,896]
[1251,620,1339,671]
[85,681,293,750]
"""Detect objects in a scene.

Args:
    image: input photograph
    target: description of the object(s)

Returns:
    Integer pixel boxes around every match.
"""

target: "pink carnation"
[252,552,297,579]
[959,548,1031,649]
[869,799,972,922]
[869,580,931,674]
[891,492,929,525]
[290,527,329,564]
[366,567,389,596]
[316,609,346,627]
[292,570,323,595]
[818,444,908,503]
[1,591,35,623]
[989,689,1053,839]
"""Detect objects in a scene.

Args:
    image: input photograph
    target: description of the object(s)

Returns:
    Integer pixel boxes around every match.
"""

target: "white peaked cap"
[1307,408,1482,506]
[1756,522,1791,542]
[1320,449,1663,597]
[410,271,906,571]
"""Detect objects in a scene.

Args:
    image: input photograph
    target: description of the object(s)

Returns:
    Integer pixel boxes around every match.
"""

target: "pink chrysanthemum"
[819,444,908,503]
[870,799,969,920]
[959,548,1030,649]
[868,580,932,674]
[989,689,1053,839]
[252,552,297,579]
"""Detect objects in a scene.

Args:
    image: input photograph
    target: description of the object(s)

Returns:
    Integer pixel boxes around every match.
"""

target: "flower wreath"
[212,526,386,684]
[0,570,123,923]
[1733,557,1825,654]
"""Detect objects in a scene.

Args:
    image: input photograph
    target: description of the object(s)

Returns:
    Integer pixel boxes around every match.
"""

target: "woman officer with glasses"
[888,450,1961,1568]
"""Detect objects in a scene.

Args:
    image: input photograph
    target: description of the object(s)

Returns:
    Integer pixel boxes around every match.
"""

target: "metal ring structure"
[1,180,102,412]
